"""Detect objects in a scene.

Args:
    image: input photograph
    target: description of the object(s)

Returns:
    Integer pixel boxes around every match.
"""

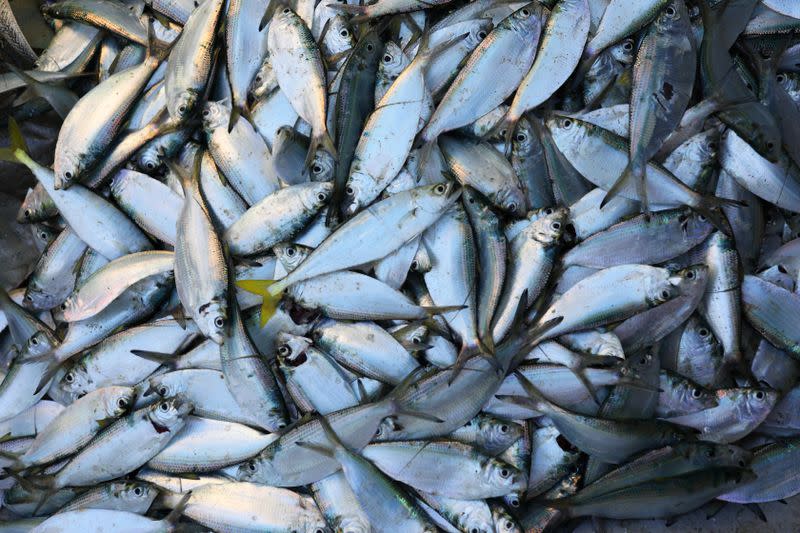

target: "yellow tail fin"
[236,279,284,327]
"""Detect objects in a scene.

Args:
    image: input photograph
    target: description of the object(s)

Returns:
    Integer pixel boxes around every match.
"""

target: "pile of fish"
[2,0,800,530]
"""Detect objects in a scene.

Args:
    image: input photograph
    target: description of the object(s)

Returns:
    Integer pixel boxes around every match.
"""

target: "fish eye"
[118,397,128,408]
[665,6,676,16]
[278,345,290,356]
[777,74,786,83]
[64,171,73,180]
[30,336,39,346]
[202,108,210,117]
[509,497,520,507]
[255,75,262,83]
[40,232,47,239]
[24,209,31,218]
[477,31,487,39]
[286,247,296,256]
[691,388,702,398]
[158,386,168,396]
[623,40,634,51]
[315,529,324,533]
[499,424,509,433]
[738,459,746,467]
[505,521,514,529]
[383,54,392,63]
[561,118,573,128]
[340,29,349,37]
[282,7,290,13]
[24,294,31,301]
[755,390,765,400]
[317,192,327,202]
[178,105,186,114]
[366,44,373,51]
[500,468,510,478]
[686,270,695,279]
[507,202,517,212]
[312,164,323,173]
[248,461,257,471]
[434,184,446,194]
[707,141,718,151]
[552,221,561,230]
[767,141,775,150]
[214,316,225,328]
[159,402,170,412]
[133,486,143,496]
[146,161,156,170]
[470,528,479,533]
[515,133,526,142]
[660,289,670,300]
[277,422,287,429]
[346,186,355,195]
[544,207,554,215]
[410,260,419,270]
[698,327,710,337]
[521,8,530,16]
[65,372,74,383]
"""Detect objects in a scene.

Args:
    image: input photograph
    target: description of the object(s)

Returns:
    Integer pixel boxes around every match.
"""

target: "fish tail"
[165,491,193,525]
[601,161,644,211]
[130,349,178,370]
[33,358,61,396]
[227,103,246,133]
[446,343,484,385]
[326,2,369,24]
[421,304,466,317]
[693,195,744,236]
[0,117,32,167]
[3,62,76,119]
[307,128,337,168]
[0,449,23,472]
[235,279,286,326]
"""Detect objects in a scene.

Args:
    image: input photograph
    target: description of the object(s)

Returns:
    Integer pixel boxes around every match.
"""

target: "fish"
[2,1,799,529]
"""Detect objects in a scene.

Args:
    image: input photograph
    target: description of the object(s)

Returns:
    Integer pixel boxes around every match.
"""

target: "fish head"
[475,416,524,454]
[646,272,681,306]
[145,373,183,399]
[112,480,157,507]
[274,243,312,273]
[310,150,335,182]
[494,182,526,217]
[60,361,92,397]
[670,263,709,293]
[528,206,569,245]
[377,41,407,82]
[102,385,137,418]
[200,100,228,130]
[137,144,163,173]
[451,500,494,533]
[466,19,494,48]
[682,315,721,358]
[546,114,587,158]
[667,374,718,415]
[510,117,536,157]
[302,182,333,211]
[506,2,543,34]
[169,89,199,122]
[275,331,313,366]
[149,396,193,431]
[236,455,275,482]
[324,15,354,56]
[483,458,526,493]
[196,299,227,345]
[492,504,520,533]
[342,171,374,216]
[735,387,779,420]
[54,148,85,189]
[609,38,636,64]
[334,515,371,533]
[249,58,274,101]
[653,0,688,32]
[22,330,57,359]
[415,181,461,216]
[684,442,753,469]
